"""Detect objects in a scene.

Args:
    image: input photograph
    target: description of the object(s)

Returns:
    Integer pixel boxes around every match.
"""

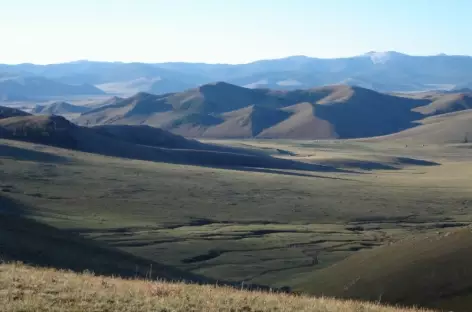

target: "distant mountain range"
[0,75,104,99]
[74,82,472,143]
[3,52,472,96]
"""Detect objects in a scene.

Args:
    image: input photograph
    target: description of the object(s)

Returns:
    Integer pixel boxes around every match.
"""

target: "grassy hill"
[0,263,430,312]
[360,90,472,143]
[292,227,472,311]
[396,90,472,116]
[76,83,435,139]
[367,109,472,144]
[0,107,337,172]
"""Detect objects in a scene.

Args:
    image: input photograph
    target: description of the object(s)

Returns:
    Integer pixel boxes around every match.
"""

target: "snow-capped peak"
[362,51,403,64]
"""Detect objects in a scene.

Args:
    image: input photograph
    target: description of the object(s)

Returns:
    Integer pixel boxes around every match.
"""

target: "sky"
[1,0,471,64]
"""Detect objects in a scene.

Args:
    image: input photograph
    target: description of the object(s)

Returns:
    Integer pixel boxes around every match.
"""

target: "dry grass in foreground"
[0,263,432,312]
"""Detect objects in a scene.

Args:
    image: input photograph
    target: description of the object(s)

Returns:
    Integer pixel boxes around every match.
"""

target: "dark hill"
[0,115,78,148]
[0,106,29,119]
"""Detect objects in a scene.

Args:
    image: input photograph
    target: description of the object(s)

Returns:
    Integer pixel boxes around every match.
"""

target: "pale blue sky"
[1,0,471,64]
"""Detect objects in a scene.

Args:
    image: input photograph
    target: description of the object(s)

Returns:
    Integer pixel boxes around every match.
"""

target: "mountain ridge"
[75,83,431,140]
[0,75,105,99]
[3,52,472,95]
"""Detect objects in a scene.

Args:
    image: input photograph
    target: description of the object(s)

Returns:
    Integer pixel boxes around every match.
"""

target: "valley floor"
[1,138,471,310]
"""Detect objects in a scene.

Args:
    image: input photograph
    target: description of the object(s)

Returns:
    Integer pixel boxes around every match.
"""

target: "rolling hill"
[32,101,91,115]
[0,106,335,172]
[76,83,429,139]
[292,227,472,311]
[369,109,472,144]
[412,92,472,116]
[394,90,472,116]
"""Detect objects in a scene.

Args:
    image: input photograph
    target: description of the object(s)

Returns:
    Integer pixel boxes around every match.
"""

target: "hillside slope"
[76,83,427,139]
[0,262,431,312]
[412,92,472,116]
[201,105,291,138]
[0,115,79,148]
[368,110,472,144]
[293,227,472,311]
[309,85,422,138]
[0,106,29,119]
[0,108,336,172]
[257,102,337,139]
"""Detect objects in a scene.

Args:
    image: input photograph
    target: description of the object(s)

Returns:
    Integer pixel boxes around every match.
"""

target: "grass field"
[2,137,472,295]
[0,262,432,312]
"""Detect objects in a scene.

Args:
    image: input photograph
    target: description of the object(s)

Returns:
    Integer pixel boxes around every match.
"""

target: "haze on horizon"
[2,0,472,65]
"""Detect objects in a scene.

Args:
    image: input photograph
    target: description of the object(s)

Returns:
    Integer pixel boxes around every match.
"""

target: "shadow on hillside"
[0,194,290,292]
[1,118,343,175]
[228,167,354,180]
[78,133,346,175]
[0,194,207,282]
[396,157,439,167]
[316,157,439,171]
[0,144,69,163]
[313,88,425,139]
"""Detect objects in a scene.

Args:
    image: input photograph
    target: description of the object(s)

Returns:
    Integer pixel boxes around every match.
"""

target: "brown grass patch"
[0,263,432,312]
